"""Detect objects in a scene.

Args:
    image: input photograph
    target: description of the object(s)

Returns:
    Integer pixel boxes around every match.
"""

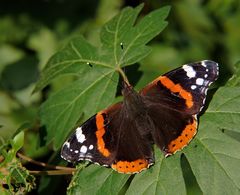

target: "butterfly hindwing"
[144,102,198,156]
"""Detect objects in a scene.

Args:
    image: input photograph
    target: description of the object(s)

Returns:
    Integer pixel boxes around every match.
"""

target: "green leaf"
[126,151,186,195]
[184,86,240,194]
[40,70,118,149]
[67,165,130,195]
[34,4,170,92]
[226,61,240,86]
[37,5,170,149]
[100,4,170,66]
[33,36,101,93]
[62,84,240,194]
[12,122,31,138]
[7,163,36,194]
[204,87,240,135]
[1,56,39,91]
[0,133,35,194]
[12,131,24,154]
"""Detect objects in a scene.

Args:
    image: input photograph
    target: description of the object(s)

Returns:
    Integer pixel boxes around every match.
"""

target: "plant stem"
[29,170,75,175]
[117,67,130,86]
[17,152,76,171]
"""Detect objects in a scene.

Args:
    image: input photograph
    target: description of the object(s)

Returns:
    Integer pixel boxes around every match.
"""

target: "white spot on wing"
[89,145,94,150]
[191,85,197,90]
[74,150,79,153]
[80,145,87,153]
[182,65,196,78]
[76,127,86,143]
[204,74,208,78]
[196,78,204,85]
[203,97,206,104]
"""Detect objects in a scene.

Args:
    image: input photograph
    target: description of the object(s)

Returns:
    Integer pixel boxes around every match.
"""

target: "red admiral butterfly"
[61,60,218,174]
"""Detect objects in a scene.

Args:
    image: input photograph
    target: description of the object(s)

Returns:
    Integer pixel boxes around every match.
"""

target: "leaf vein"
[49,70,114,128]
[196,138,240,189]
[70,42,83,59]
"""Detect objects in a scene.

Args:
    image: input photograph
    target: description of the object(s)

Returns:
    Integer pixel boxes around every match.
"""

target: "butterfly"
[61,60,218,174]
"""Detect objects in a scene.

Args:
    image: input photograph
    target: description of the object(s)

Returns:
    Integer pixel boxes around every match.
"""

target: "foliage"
[1,0,240,194]
[0,131,36,194]
[36,4,170,150]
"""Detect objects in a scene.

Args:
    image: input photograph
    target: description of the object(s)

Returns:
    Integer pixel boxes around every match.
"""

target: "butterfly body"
[121,83,147,119]
[61,60,218,174]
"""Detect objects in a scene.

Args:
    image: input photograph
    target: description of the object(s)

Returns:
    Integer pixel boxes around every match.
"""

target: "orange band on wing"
[96,112,110,157]
[168,118,197,154]
[111,159,150,174]
[159,76,193,108]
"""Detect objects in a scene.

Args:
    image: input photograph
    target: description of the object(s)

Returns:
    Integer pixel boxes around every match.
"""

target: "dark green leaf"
[33,36,102,93]
[67,165,129,195]
[9,164,36,193]
[12,131,24,154]
[184,86,240,194]
[1,56,39,91]
[101,5,170,66]
[37,5,170,149]
[226,61,240,86]
[34,5,170,92]
[40,70,118,149]
[12,122,31,138]
[126,151,186,195]
[204,87,240,134]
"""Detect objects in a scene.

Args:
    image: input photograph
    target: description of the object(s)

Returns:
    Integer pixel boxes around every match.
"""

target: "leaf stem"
[117,67,130,86]
[17,152,76,172]
[29,170,75,175]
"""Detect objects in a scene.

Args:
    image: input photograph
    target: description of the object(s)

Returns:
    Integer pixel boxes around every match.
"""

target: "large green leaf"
[226,61,240,86]
[37,4,170,149]
[40,70,118,149]
[67,165,130,195]
[184,86,240,194]
[126,151,186,195]
[204,86,240,134]
[100,4,170,66]
[34,4,170,92]
[65,82,240,195]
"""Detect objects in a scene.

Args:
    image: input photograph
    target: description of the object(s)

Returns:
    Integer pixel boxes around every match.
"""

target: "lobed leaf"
[226,61,240,86]
[67,165,129,195]
[40,70,118,150]
[184,86,240,194]
[37,5,170,149]
[126,151,186,195]
[65,80,240,194]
